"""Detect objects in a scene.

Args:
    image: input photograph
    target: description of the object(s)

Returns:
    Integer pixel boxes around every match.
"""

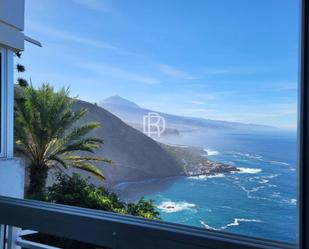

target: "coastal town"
[160,143,240,177]
[184,159,240,177]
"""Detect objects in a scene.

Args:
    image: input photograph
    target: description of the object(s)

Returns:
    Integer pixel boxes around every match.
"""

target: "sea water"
[116,131,297,243]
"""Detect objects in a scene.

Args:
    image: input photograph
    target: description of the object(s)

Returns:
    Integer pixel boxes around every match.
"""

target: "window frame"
[0,47,5,158]
[0,196,296,249]
[0,0,307,248]
[298,0,309,248]
[0,47,14,159]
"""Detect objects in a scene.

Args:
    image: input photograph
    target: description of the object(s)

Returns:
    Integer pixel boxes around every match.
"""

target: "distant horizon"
[19,0,300,130]
[99,95,297,131]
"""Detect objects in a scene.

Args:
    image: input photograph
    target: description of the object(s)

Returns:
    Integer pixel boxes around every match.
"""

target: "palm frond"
[65,155,112,164]
[56,137,103,155]
[48,155,68,169]
[69,161,105,180]
[63,122,102,145]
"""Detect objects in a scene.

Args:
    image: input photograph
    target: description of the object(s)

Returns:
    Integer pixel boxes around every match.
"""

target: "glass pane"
[19,0,300,244]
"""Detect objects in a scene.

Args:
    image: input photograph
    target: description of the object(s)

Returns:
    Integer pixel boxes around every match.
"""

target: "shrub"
[26,173,160,248]
[46,172,126,213]
[35,172,160,220]
[127,197,160,219]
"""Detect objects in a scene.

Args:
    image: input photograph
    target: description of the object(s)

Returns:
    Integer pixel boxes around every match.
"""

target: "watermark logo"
[143,112,166,137]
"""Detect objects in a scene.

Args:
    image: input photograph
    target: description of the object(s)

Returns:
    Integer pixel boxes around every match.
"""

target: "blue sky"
[20,0,300,129]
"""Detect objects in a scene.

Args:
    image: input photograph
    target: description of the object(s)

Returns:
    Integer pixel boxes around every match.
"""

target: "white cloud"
[71,0,110,12]
[53,30,118,50]
[158,64,198,80]
[81,63,161,85]
[182,102,297,129]
[191,100,205,105]
[28,22,119,50]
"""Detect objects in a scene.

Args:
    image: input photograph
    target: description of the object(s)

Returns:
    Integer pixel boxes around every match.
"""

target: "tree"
[44,172,160,220]
[15,84,111,196]
[127,197,160,219]
[46,172,127,213]
[25,172,159,249]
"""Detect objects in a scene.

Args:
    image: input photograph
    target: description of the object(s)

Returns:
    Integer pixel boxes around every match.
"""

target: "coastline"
[112,143,241,201]
[159,143,240,177]
[111,133,297,243]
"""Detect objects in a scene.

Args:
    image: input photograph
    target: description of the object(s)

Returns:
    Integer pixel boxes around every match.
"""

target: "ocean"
[114,131,298,243]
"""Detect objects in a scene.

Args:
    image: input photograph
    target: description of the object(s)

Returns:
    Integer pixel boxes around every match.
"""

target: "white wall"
[0,40,25,199]
[0,159,25,198]
[0,0,25,51]
[0,0,24,31]
[0,23,24,51]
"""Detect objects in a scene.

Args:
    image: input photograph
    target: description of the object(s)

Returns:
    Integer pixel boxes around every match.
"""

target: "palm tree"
[15,84,110,196]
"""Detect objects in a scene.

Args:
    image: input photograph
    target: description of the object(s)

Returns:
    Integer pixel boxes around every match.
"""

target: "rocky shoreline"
[159,143,240,177]
[113,143,240,202]
[184,159,240,176]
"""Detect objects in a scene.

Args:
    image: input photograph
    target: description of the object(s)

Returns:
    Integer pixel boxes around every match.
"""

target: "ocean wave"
[208,173,225,178]
[219,205,233,209]
[224,218,261,229]
[233,158,249,162]
[271,192,281,198]
[157,200,196,213]
[263,174,279,179]
[203,149,219,156]
[259,179,269,184]
[248,176,273,184]
[200,220,219,230]
[290,198,297,205]
[234,152,263,161]
[237,167,262,174]
[233,152,292,168]
[200,218,261,231]
[238,185,268,200]
[268,184,278,188]
[188,173,225,180]
[269,160,289,166]
[280,198,297,206]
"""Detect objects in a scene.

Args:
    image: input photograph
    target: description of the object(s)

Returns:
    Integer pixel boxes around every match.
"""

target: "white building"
[0,1,42,248]
[0,0,26,199]
[0,0,41,198]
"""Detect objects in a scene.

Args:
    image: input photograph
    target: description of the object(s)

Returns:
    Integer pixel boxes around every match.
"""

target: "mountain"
[58,100,183,186]
[101,95,140,109]
[44,95,276,188]
[99,96,278,134]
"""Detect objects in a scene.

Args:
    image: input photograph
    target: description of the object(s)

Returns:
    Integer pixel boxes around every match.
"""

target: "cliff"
[70,100,183,186]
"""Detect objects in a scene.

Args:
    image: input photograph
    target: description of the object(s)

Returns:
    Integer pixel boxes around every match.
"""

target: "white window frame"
[0,47,5,158]
[0,47,14,158]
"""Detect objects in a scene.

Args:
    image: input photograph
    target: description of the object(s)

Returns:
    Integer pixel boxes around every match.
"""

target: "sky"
[20,0,300,130]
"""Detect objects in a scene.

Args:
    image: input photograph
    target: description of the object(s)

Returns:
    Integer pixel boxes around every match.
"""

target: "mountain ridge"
[59,99,184,186]
[99,96,278,133]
